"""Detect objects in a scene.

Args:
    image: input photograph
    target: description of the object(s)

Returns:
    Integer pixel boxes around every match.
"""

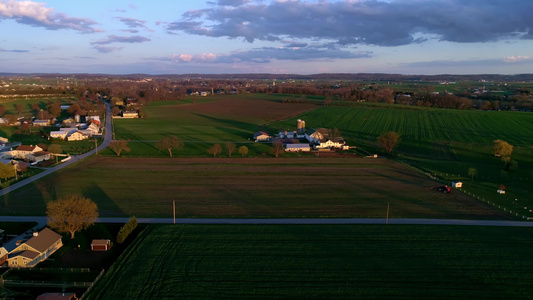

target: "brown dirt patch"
[180,96,317,122]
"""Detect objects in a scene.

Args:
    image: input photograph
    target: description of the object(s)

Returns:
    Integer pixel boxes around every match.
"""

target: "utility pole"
[386,202,390,225]
[94,139,98,156]
[173,200,176,224]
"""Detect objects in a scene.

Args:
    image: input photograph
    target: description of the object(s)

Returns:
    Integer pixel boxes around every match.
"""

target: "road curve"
[0,216,532,227]
[0,103,113,197]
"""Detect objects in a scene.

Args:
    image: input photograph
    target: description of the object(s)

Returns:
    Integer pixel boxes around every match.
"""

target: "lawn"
[85,224,533,299]
[0,157,510,219]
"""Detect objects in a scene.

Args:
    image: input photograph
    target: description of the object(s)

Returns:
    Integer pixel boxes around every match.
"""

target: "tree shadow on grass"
[0,182,46,216]
[82,182,125,217]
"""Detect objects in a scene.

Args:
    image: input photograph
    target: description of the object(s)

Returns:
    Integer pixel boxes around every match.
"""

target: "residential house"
[11,145,44,160]
[91,239,111,251]
[315,137,347,150]
[7,228,63,268]
[67,131,88,141]
[254,131,271,142]
[285,143,311,152]
[26,151,51,163]
[50,128,77,140]
[78,122,100,137]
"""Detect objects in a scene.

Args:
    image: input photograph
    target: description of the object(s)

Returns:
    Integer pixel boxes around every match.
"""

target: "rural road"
[0,103,113,197]
[1,216,533,227]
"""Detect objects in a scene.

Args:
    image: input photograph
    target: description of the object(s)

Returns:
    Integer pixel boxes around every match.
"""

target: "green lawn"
[85,224,533,299]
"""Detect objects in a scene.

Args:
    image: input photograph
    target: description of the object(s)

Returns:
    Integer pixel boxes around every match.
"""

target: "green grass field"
[0,157,510,219]
[265,105,533,211]
[85,224,533,299]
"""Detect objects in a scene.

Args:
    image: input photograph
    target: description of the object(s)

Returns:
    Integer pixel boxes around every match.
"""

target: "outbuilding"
[452,181,463,188]
[91,239,111,251]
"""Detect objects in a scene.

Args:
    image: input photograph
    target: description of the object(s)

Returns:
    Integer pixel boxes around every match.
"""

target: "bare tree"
[109,140,130,156]
[225,142,236,157]
[238,145,249,157]
[377,131,401,154]
[207,144,222,157]
[270,141,284,158]
[156,135,183,157]
[47,195,98,238]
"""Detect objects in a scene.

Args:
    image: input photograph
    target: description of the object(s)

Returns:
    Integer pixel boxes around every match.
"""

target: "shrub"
[117,216,138,244]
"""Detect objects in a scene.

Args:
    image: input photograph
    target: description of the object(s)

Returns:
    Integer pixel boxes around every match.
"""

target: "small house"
[452,182,463,188]
[67,131,88,141]
[254,131,271,142]
[11,145,44,160]
[91,239,111,251]
[26,151,51,163]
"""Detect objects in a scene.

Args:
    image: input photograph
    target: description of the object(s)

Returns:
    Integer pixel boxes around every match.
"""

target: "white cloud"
[0,0,102,33]
[503,56,531,63]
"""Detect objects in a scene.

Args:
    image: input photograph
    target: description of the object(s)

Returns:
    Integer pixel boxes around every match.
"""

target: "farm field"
[85,224,533,299]
[267,104,533,212]
[107,95,317,156]
[0,157,510,219]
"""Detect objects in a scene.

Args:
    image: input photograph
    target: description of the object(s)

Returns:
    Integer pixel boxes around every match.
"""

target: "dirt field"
[179,96,318,123]
[0,157,511,220]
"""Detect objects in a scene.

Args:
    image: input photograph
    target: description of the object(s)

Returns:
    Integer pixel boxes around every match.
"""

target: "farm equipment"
[434,185,451,193]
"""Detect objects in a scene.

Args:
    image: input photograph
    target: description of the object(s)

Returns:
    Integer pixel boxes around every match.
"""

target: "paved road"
[1,216,533,227]
[0,103,112,197]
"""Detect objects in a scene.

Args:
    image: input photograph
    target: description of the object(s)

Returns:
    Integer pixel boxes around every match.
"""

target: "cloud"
[0,48,28,53]
[214,0,250,6]
[117,17,152,32]
[166,0,533,46]
[92,35,151,45]
[0,0,102,33]
[93,45,124,53]
[161,45,371,64]
[503,56,531,63]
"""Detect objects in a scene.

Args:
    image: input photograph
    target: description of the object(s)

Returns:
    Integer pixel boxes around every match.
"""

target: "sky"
[0,0,532,75]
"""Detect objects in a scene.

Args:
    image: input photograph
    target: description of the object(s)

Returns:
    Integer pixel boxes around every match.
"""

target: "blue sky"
[0,0,532,75]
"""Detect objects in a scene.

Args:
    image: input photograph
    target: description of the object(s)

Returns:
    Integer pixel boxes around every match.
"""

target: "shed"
[91,239,111,251]
[452,181,462,188]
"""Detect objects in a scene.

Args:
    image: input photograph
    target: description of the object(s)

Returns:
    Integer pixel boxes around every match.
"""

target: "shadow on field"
[82,182,125,217]
[1,182,46,215]
[192,113,257,138]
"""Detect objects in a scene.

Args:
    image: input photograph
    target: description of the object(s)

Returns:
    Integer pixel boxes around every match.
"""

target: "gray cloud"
[166,0,533,46]
[0,48,28,53]
[92,35,151,45]
[117,17,152,32]
[0,0,102,33]
[93,45,124,53]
